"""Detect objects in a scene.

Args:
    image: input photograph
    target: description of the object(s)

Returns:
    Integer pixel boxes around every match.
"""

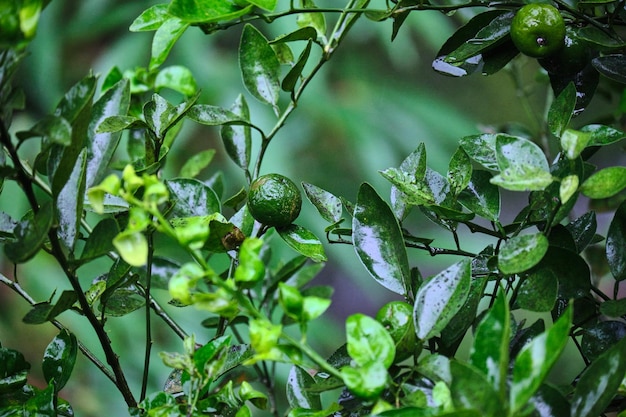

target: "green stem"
[140,232,155,402]
[282,332,343,380]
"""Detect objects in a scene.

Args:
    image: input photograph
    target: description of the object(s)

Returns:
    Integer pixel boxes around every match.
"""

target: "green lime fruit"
[510,3,566,58]
[248,173,302,228]
[375,301,418,362]
[539,27,592,75]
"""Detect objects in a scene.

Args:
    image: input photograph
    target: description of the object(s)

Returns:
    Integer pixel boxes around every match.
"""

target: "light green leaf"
[559,175,579,204]
[149,17,189,70]
[130,4,171,32]
[498,232,549,275]
[113,230,148,267]
[561,129,591,160]
[580,166,626,199]
[346,313,395,368]
[168,0,253,23]
[179,149,215,178]
[277,224,327,262]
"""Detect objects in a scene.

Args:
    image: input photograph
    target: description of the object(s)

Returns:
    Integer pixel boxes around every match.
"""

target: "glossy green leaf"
[444,12,513,63]
[491,135,552,191]
[460,133,498,171]
[600,298,626,317]
[168,0,253,23]
[101,288,145,316]
[0,346,30,393]
[559,174,579,204]
[42,329,77,392]
[143,93,198,139]
[548,83,576,137]
[565,212,597,253]
[498,232,549,275]
[581,166,626,199]
[458,170,500,222]
[239,24,281,108]
[449,360,503,416]
[187,103,249,126]
[282,39,312,93]
[581,321,626,361]
[22,291,77,324]
[288,404,342,417]
[571,336,626,417]
[353,183,410,295]
[24,382,55,416]
[130,4,170,31]
[86,78,130,188]
[346,313,395,368]
[149,17,188,69]
[220,94,251,170]
[166,178,220,217]
[19,114,72,145]
[155,65,198,96]
[561,129,591,161]
[341,361,388,400]
[606,200,626,280]
[302,182,342,224]
[50,75,96,198]
[510,306,572,414]
[582,124,626,147]
[469,290,509,396]
[179,149,215,178]
[447,146,472,196]
[296,0,326,40]
[382,167,436,207]
[414,258,471,340]
[277,224,327,263]
[271,27,318,44]
[529,384,571,417]
[56,149,86,252]
[4,203,54,264]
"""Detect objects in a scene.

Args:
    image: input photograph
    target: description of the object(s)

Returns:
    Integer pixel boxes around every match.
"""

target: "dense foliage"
[1,0,626,416]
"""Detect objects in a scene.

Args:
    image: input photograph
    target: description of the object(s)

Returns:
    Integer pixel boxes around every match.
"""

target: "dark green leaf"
[187,103,249,126]
[510,306,572,414]
[42,329,77,392]
[571,336,626,417]
[166,178,220,217]
[220,94,251,170]
[529,384,571,417]
[239,24,281,108]
[606,200,626,280]
[517,266,558,312]
[592,54,626,84]
[179,149,215,178]
[548,83,576,137]
[100,288,145,316]
[282,39,312,93]
[414,258,471,340]
[86,78,130,188]
[143,92,199,140]
[459,133,498,171]
[458,170,501,222]
[599,298,626,317]
[277,224,327,262]
[353,183,410,295]
[565,211,597,253]
[581,321,626,361]
[0,347,30,394]
[5,203,54,264]
[535,247,591,299]
[270,27,318,44]
[444,12,513,63]
[23,382,55,416]
[78,218,119,262]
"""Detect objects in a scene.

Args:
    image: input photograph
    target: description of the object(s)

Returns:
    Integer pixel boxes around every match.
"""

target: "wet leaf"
[168,0,253,23]
[101,288,145,316]
[470,290,509,396]
[179,149,215,178]
[491,135,552,191]
[534,247,591,299]
[130,4,170,32]
[302,182,342,224]
[517,267,558,312]
[592,54,626,84]
[458,170,501,222]
[447,146,472,196]
[581,321,626,361]
[277,224,327,263]
[239,24,281,108]
[0,346,30,393]
[498,232,549,275]
[582,124,626,147]
[460,133,498,171]
[149,17,189,70]
[414,258,471,340]
[155,65,198,96]
[449,360,503,416]
[529,384,571,417]
[166,178,220,217]
[571,336,626,417]
[444,12,513,63]
[548,83,576,137]
[286,366,322,410]
[510,306,572,414]
[5,203,54,264]
[220,94,251,170]
[353,183,410,295]
[346,313,395,368]
[42,329,77,392]
[606,200,626,281]
[56,149,86,252]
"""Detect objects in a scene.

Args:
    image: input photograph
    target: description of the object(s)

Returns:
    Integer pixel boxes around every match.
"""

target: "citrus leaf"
[56,149,86,252]
[458,170,501,222]
[286,366,322,410]
[353,183,410,295]
[510,306,572,414]
[239,24,281,108]
[179,149,215,178]
[606,200,626,281]
[4,202,54,264]
[459,133,498,171]
[517,266,558,312]
[449,360,503,416]
[580,166,626,199]
[469,290,509,396]
[592,54,626,84]
[582,124,626,146]
[42,329,77,392]
[346,313,395,368]
[498,232,549,275]
[302,182,342,224]
[277,224,327,262]
[155,65,198,96]
[149,17,189,70]
[282,39,312,93]
[168,0,252,23]
[571,336,626,417]
[130,4,170,32]
[548,83,576,137]
[166,178,220,217]
[414,258,471,340]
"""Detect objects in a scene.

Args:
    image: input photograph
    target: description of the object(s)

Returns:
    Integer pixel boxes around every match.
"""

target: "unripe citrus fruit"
[375,301,418,362]
[538,27,592,75]
[510,4,566,58]
[248,173,302,228]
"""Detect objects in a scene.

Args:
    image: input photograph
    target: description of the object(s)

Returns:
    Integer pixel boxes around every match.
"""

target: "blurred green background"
[0,0,620,415]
